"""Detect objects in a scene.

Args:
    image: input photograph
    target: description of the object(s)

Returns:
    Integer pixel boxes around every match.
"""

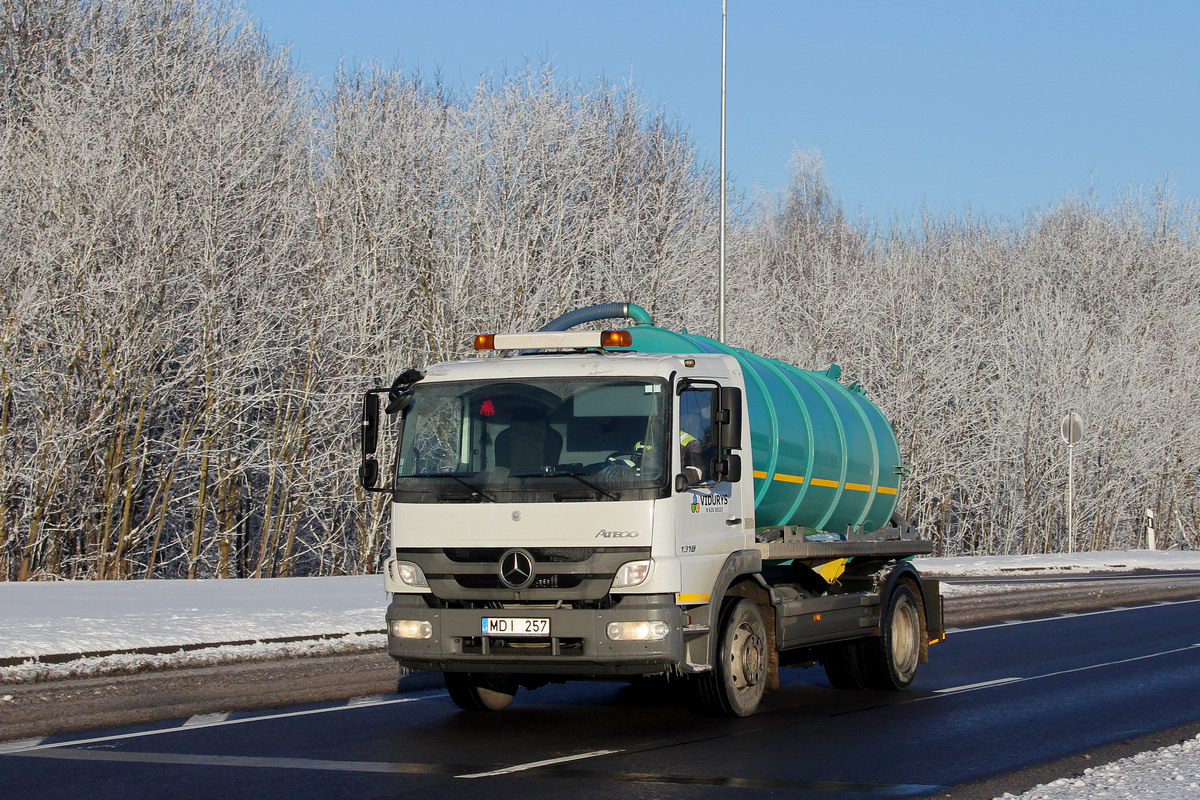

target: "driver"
[680,428,706,483]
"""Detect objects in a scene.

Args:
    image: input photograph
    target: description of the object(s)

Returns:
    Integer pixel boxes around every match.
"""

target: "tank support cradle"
[754,524,933,561]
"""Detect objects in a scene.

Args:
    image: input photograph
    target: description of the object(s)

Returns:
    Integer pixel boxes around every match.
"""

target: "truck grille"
[443,547,597,563]
[454,573,584,590]
[395,546,650,602]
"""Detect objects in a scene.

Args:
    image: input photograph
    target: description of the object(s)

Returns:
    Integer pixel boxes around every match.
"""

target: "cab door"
[674,382,748,604]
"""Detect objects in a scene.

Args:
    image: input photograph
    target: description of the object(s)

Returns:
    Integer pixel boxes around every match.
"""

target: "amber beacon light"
[601,330,632,347]
[472,330,631,351]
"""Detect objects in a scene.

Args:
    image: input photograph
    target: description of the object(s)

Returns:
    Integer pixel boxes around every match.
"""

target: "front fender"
[682,549,766,671]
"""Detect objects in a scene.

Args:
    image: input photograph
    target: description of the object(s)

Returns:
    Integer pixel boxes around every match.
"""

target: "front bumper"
[386,594,686,677]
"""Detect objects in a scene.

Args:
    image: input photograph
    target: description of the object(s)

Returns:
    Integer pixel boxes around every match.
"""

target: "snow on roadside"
[917,549,1200,578]
[0,575,385,663]
[4,550,1197,670]
[997,734,1200,800]
[1,633,387,684]
[936,581,1058,598]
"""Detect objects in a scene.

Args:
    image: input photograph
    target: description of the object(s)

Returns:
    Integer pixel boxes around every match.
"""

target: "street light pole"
[718,0,727,343]
[1060,410,1083,553]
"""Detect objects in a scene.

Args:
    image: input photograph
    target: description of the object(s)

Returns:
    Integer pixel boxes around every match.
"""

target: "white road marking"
[0,693,445,754]
[183,712,230,727]
[14,747,448,775]
[10,746,947,792]
[947,596,1200,634]
[457,749,623,779]
[933,677,1022,694]
[918,642,1200,703]
[0,737,46,754]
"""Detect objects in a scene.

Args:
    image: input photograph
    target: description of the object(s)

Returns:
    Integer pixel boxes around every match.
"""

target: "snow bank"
[998,734,1200,800]
[0,575,385,661]
[4,550,1196,666]
[917,549,1200,578]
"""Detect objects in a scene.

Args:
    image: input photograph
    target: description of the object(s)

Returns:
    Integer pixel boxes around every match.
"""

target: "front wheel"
[444,672,518,711]
[696,598,769,716]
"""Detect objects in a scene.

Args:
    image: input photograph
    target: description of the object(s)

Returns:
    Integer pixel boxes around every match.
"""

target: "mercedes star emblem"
[498,548,535,589]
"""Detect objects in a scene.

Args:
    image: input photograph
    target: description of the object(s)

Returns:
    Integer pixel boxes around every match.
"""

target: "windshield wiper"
[540,472,620,500]
[409,473,497,502]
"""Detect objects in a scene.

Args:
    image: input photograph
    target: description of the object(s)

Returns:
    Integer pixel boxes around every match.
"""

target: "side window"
[679,387,715,485]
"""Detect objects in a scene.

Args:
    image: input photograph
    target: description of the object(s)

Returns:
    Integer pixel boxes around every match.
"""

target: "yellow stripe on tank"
[754,472,900,495]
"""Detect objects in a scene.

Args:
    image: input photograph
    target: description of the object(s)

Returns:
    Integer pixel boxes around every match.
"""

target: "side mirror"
[714,387,742,450]
[362,392,380,456]
[360,459,379,489]
[711,453,741,483]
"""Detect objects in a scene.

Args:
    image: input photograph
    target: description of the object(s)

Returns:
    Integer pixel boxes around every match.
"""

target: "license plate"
[482,617,550,637]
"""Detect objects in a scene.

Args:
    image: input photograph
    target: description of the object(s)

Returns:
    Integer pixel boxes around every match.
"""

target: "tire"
[696,598,769,716]
[822,641,866,690]
[444,672,518,711]
[860,583,923,690]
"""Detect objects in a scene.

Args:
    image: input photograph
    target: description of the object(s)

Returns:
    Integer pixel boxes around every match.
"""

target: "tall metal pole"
[718,0,727,343]
[1067,437,1075,553]
[1060,410,1083,554]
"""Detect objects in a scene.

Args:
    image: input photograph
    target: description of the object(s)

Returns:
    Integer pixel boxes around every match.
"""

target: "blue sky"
[241,0,1200,225]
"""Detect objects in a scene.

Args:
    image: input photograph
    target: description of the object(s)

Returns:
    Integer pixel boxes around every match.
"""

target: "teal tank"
[622,327,902,533]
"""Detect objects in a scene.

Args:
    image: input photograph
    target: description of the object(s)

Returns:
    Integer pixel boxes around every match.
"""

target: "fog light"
[611,559,652,589]
[389,619,433,639]
[391,560,428,588]
[606,620,670,641]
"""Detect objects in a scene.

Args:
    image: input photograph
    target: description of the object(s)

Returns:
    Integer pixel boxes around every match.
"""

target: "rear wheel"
[444,672,518,711]
[861,583,923,690]
[822,641,866,689]
[696,598,769,716]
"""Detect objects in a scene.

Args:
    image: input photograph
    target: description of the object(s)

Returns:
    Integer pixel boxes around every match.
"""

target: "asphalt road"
[4,590,1200,799]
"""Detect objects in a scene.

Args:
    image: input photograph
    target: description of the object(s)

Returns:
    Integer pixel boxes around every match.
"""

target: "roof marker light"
[474,334,496,350]
[601,330,632,348]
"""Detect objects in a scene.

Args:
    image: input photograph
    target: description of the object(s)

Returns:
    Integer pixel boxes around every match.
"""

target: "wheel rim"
[730,620,765,693]
[891,598,920,678]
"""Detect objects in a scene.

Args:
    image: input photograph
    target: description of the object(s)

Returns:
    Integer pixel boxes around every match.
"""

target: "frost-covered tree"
[2,1,1196,581]
[729,154,1200,555]
[0,1,721,580]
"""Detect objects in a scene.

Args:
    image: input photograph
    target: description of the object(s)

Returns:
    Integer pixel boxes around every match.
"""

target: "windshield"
[393,376,669,502]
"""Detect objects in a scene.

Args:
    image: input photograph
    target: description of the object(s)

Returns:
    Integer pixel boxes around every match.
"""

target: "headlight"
[391,560,428,588]
[606,621,670,641]
[389,619,433,639]
[611,559,653,589]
